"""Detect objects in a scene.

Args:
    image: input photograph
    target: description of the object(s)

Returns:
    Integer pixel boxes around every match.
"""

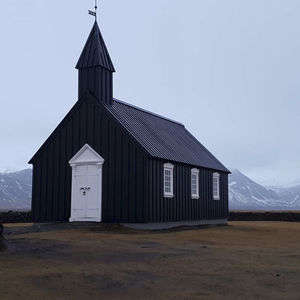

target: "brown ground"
[1,222,300,300]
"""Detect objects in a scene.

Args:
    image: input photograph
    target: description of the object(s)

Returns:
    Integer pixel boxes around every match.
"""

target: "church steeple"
[76,21,115,105]
[76,21,115,71]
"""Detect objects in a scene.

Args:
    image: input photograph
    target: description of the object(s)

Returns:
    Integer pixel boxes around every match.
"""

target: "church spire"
[76,21,115,105]
[76,21,115,72]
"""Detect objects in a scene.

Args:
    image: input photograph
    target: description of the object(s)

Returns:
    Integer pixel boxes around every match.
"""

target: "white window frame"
[191,168,199,199]
[213,172,220,200]
[164,163,174,198]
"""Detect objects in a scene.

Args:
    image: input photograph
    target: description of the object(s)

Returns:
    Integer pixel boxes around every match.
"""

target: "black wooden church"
[29,20,230,224]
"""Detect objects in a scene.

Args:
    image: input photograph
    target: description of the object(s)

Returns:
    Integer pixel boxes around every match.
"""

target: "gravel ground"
[0,221,300,300]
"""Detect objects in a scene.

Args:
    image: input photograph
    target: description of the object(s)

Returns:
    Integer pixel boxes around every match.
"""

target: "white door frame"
[69,144,105,222]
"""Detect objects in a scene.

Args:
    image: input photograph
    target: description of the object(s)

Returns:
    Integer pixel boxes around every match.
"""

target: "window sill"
[192,196,200,200]
[164,194,174,198]
[213,197,220,201]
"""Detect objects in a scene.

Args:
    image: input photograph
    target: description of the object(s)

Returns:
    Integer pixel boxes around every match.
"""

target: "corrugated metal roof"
[105,99,230,173]
[76,21,115,72]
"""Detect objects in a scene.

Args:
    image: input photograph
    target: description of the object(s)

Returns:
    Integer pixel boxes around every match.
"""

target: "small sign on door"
[80,187,91,196]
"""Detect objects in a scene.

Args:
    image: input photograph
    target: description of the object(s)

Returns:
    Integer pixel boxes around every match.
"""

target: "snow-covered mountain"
[0,169,32,211]
[270,184,300,208]
[229,169,300,210]
[0,168,299,211]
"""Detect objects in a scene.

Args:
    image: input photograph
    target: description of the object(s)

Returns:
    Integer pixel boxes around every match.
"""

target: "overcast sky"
[1,0,300,186]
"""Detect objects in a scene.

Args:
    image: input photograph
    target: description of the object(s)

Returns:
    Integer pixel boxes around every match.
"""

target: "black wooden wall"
[145,159,228,222]
[79,67,113,105]
[31,95,228,224]
[31,95,147,223]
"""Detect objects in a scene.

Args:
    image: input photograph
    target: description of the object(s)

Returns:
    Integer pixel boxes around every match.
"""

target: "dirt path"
[0,222,300,300]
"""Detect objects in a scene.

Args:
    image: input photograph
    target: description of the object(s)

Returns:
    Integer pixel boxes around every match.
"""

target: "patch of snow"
[15,181,23,191]
[251,195,269,205]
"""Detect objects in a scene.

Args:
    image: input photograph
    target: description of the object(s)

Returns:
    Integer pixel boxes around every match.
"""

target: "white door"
[69,144,104,223]
[71,165,101,221]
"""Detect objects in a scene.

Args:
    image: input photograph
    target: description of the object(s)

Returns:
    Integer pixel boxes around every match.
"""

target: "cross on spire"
[88,0,98,21]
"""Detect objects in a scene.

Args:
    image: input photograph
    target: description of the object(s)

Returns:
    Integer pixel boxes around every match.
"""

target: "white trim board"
[69,144,104,167]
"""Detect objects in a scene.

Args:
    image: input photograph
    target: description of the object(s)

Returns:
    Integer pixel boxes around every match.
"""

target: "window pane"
[192,174,197,185]
[191,172,198,196]
[213,175,219,198]
[164,167,173,195]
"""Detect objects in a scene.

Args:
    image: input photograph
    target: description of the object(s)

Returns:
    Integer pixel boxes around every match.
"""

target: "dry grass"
[1,222,300,300]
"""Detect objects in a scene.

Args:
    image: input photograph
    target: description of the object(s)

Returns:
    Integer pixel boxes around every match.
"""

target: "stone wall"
[0,211,32,224]
[229,211,300,222]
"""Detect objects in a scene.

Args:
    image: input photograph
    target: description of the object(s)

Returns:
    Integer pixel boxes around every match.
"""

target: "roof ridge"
[112,98,184,126]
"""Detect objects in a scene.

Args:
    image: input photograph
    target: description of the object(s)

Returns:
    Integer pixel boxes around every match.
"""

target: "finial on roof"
[88,0,98,21]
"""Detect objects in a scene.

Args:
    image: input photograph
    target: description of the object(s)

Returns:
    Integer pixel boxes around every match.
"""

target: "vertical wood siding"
[31,97,229,223]
[31,98,147,223]
[145,159,228,222]
[78,67,113,105]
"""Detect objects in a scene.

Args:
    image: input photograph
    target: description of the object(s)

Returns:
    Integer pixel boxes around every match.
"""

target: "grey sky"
[1,0,300,186]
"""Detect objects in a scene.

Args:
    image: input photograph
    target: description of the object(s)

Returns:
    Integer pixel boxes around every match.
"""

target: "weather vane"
[88,0,98,21]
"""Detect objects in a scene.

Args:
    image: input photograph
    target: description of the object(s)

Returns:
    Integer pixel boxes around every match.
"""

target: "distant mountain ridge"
[0,169,32,210]
[229,169,300,210]
[0,168,300,211]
